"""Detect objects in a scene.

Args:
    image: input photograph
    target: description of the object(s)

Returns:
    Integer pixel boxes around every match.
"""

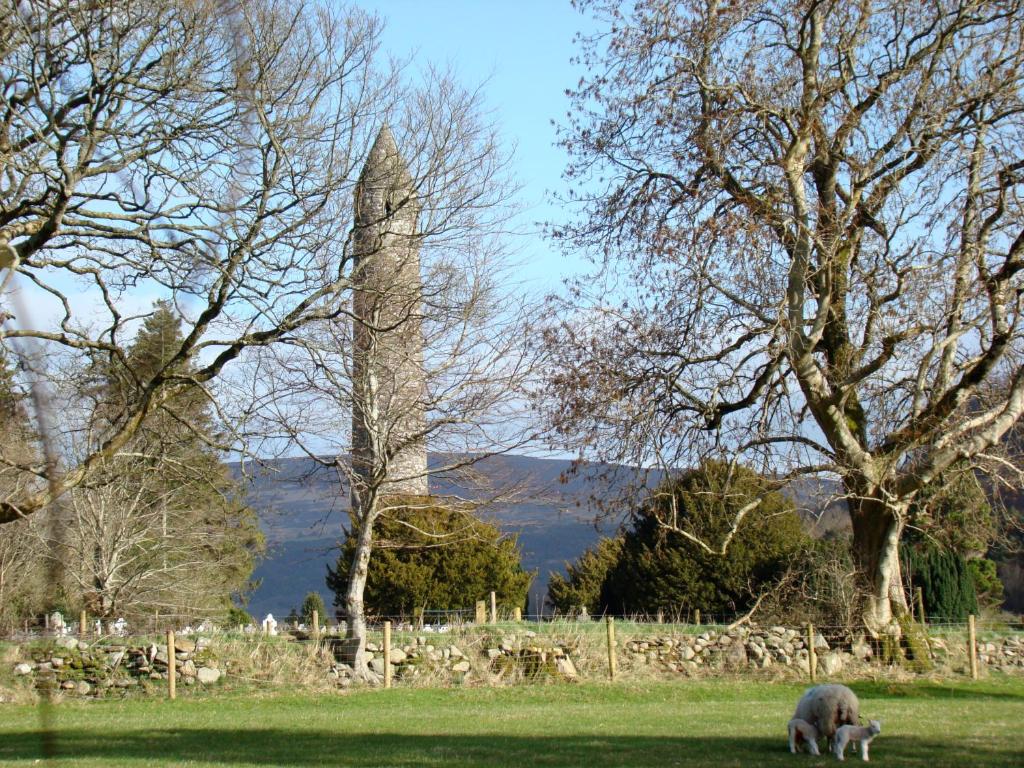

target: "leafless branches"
[0,0,398,522]
[547,0,1024,631]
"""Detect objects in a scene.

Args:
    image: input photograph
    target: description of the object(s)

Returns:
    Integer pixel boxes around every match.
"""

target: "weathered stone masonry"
[350,125,428,499]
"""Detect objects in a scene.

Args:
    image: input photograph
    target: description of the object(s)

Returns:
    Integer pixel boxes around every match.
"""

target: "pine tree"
[548,536,623,616]
[906,545,979,621]
[301,592,327,625]
[904,471,999,615]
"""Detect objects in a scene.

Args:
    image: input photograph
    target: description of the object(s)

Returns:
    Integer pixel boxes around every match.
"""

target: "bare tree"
[0,516,44,630]
[42,454,259,620]
[546,0,1024,639]
[0,0,398,521]
[0,342,46,627]
[236,80,540,678]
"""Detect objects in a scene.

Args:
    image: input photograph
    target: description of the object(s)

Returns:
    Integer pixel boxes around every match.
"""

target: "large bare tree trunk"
[848,489,909,638]
[340,511,375,682]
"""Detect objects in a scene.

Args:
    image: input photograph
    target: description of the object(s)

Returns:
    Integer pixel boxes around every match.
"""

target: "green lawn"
[0,679,1021,767]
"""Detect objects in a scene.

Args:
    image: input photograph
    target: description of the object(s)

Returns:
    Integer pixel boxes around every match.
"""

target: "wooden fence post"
[513,606,522,622]
[166,629,176,701]
[490,591,497,624]
[807,623,817,682]
[79,610,87,639]
[694,609,701,626]
[312,609,320,642]
[606,617,617,681]
[968,614,978,680]
[383,621,392,689]
[475,601,486,624]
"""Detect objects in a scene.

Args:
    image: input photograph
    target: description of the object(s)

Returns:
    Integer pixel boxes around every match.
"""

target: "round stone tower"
[350,125,428,500]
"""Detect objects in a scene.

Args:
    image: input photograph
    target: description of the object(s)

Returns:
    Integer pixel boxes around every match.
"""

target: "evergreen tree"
[548,536,623,616]
[905,545,978,621]
[327,499,532,618]
[599,462,808,618]
[62,302,263,619]
[906,472,996,556]
[904,471,1002,612]
[301,591,327,625]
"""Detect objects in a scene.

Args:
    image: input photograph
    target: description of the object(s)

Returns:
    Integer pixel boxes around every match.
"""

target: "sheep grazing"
[792,684,861,748]
[787,718,820,755]
[833,720,881,761]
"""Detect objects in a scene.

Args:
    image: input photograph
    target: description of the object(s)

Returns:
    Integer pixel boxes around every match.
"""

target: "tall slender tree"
[54,302,263,619]
[0,343,44,628]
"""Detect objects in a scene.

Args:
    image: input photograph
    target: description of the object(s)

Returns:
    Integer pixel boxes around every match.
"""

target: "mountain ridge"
[234,454,849,619]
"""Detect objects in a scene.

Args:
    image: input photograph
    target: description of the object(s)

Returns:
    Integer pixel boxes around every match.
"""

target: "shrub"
[596,461,809,618]
[301,592,327,625]
[327,497,533,618]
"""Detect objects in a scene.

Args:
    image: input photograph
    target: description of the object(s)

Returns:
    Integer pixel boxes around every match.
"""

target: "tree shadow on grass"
[0,731,1019,767]
[854,679,1024,702]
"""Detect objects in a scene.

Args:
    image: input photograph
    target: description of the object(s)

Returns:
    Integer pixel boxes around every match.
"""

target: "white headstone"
[262,613,278,636]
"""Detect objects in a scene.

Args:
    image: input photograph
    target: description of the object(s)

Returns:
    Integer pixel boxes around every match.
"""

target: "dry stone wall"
[331,623,1024,687]
[9,636,223,697]
[6,624,1023,697]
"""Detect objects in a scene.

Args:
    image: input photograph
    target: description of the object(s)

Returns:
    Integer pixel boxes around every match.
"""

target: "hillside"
[235,455,848,620]
[235,455,626,619]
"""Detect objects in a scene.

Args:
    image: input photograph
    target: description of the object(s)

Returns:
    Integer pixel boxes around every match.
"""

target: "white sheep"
[792,684,861,749]
[833,720,881,761]
[787,717,821,755]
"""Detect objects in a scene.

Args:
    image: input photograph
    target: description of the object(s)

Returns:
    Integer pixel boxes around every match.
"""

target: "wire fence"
[4,600,1022,643]
[5,597,1023,702]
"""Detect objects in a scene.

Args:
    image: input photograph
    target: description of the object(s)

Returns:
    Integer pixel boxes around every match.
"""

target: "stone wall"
[6,623,1023,697]
[8,636,223,697]
[331,623,1024,687]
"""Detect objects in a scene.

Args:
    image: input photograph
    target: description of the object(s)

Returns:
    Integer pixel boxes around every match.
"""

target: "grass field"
[0,679,1021,767]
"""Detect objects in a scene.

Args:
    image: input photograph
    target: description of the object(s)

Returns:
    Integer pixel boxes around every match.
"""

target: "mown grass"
[0,678,1021,767]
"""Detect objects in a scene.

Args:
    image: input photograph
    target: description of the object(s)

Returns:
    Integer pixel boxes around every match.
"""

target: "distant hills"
[234,454,850,619]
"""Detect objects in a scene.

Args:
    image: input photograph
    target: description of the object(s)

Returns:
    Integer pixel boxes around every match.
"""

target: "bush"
[592,461,809,618]
[755,534,865,631]
[224,605,254,628]
[906,545,979,621]
[327,497,533,618]
[301,592,327,625]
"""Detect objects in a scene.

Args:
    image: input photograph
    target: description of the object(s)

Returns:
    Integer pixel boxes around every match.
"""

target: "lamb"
[787,718,820,755]
[833,720,881,761]
[792,684,860,749]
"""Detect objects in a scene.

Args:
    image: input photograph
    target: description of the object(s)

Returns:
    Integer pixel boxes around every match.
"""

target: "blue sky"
[361,0,597,292]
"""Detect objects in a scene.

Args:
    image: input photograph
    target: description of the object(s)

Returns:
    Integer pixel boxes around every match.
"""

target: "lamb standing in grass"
[833,720,881,761]
[792,684,860,750]
[788,718,820,755]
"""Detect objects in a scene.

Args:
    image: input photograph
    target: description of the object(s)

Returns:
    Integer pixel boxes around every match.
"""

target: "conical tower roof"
[358,124,414,190]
